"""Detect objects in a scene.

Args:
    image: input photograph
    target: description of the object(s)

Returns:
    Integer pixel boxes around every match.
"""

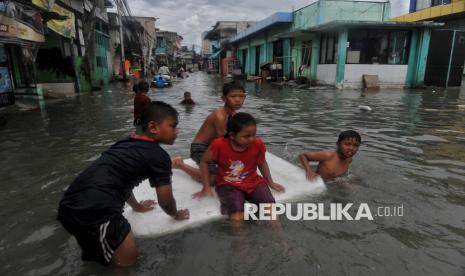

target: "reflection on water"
[0,73,464,275]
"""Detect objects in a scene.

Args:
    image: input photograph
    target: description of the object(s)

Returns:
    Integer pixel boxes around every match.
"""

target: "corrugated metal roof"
[305,20,445,32]
[230,12,293,43]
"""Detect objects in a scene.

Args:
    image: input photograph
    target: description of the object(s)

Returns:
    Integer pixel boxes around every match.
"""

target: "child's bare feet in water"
[172,156,184,169]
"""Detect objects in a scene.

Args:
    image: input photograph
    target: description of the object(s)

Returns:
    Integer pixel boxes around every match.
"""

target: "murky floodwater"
[1,73,464,275]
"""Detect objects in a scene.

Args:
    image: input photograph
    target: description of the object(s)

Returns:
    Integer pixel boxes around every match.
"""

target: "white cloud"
[126,0,409,48]
[127,0,312,48]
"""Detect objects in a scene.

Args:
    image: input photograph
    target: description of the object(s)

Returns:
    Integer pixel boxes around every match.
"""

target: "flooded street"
[1,72,464,275]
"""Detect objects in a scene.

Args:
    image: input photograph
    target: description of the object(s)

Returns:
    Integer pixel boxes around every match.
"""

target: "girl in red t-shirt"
[193,112,285,221]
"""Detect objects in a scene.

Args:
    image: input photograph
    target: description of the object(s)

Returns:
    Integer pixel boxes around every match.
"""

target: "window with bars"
[320,34,338,64]
[346,29,410,65]
[301,41,312,67]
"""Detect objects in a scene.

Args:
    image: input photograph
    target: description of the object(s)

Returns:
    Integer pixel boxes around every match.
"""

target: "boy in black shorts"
[57,101,189,267]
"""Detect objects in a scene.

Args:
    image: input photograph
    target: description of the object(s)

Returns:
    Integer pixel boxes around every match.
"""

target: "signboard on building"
[0,2,45,43]
[32,0,76,39]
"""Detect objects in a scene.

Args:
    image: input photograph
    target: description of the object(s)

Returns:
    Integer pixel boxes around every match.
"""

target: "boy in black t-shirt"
[57,101,189,267]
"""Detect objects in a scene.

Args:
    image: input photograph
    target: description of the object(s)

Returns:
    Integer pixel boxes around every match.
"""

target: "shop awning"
[0,2,45,43]
[32,0,76,38]
[209,49,223,59]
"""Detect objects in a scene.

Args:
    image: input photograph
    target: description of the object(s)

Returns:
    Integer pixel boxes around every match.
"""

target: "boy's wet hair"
[140,101,178,132]
[138,81,149,92]
[225,112,256,138]
[184,91,191,97]
[132,83,139,94]
[338,130,361,144]
[222,81,245,96]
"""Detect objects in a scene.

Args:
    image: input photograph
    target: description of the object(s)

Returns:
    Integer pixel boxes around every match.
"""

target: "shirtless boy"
[173,81,246,191]
[299,130,361,182]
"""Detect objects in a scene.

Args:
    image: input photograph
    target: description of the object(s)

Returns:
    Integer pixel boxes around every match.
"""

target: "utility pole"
[116,0,126,81]
[82,0,97,89]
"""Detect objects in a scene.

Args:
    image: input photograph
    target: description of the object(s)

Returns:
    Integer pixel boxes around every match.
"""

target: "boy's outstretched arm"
[156,185,190,220]
[127,192,156,212]
[298,151,331,181]
[258,161,285,192]
[192,149,214,199]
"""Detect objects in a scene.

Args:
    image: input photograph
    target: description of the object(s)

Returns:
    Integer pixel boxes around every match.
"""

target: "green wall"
[259,44,266,65]
[249,45,256,75]
[33,29,111,91]
[266,42,273,62]
[95,30,110,86]
[283,39,291,77]
[336,29,348,88]
[232,0,392,81]
[235,25,292,76]
[415,29,431,86]
[75,57,91,92]
[292,0,389,30]
[291,34,316,79]
[310,35,320,80]
[34,32,74,83]
[406,29,431,87]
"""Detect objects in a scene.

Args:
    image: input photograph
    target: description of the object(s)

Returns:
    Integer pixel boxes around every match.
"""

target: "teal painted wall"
[310,35,320,80]
[293,39,302,77]
[249,46,256,75]
[321,1,388,23]
[76,57,91,92]
[259,44,266,64]
[35,32,74,83]
[238,43,248,50]
[415,29,431,86]
[283,39,292,78]
[336,29,348,88]
[34,30,110,91]
[232,0,392,82]
[292,0,389,30]
[250,33,266,47]
[406,31,419,87]
[292,2,320,30]
[95,31,110,86]
[235,26,289,74]
[405,29,431,87]
[292,34,315,79]
[266,42,273,62]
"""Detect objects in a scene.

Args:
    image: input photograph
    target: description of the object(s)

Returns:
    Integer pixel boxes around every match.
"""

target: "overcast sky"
[126,0,410,49]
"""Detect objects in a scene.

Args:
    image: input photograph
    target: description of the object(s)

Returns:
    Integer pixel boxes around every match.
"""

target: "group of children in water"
[57,81,361,267]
